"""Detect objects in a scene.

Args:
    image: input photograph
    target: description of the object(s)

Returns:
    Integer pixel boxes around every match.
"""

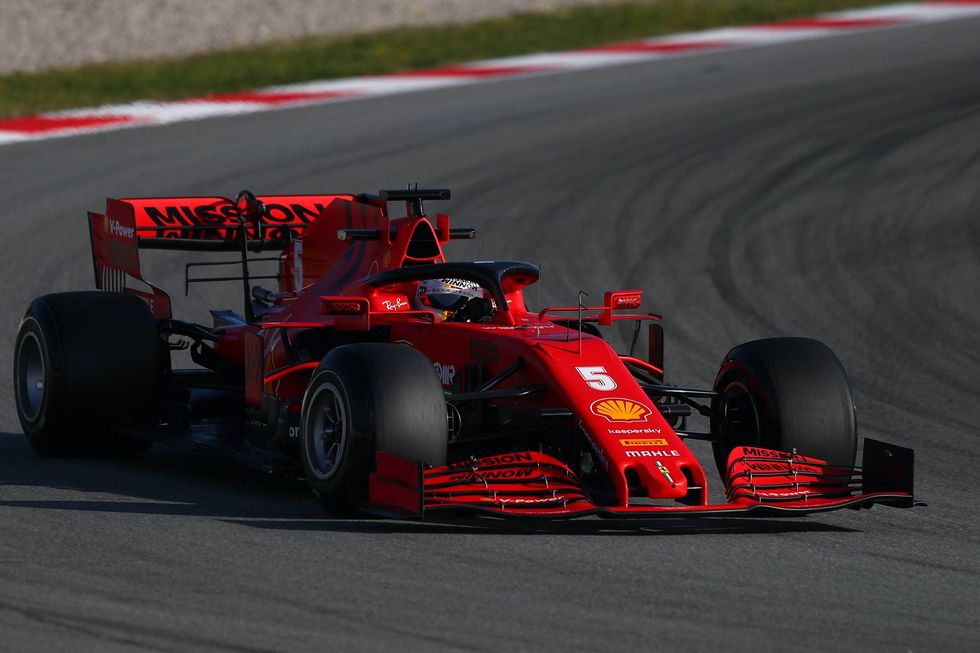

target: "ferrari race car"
[13,187,915,519]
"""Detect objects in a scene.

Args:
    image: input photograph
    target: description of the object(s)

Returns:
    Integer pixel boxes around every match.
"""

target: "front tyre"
[300,343,447,515]
[710,337,857,479]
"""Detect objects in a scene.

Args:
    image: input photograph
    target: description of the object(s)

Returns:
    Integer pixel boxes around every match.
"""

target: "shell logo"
[590,398,650,423]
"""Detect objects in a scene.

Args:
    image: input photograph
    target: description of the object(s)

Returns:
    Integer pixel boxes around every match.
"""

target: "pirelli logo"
[620,438,668,447]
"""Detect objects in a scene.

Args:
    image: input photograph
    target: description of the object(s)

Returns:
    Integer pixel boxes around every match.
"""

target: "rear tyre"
[13,292,161,457]
[300,343,447,515]
[710,337,857,480]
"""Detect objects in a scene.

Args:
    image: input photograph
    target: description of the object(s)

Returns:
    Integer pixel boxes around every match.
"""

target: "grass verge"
[0,0,888,118]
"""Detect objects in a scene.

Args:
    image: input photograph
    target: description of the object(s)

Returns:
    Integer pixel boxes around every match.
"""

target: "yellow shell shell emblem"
[591,398,650,422]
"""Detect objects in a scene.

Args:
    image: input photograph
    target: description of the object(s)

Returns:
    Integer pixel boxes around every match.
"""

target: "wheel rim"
[722,381,760,444]
[16,330,45,423]
[305,382,347,481]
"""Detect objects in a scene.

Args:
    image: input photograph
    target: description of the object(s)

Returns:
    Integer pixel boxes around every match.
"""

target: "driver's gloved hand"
[451,297,495,322]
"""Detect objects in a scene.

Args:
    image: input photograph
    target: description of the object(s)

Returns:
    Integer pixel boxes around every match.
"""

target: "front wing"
[366,438,914,520]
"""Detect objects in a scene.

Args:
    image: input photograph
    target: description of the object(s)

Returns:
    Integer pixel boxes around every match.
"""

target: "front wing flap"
[367,438,914,520]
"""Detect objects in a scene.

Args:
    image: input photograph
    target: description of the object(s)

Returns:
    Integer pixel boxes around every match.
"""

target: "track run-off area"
[1,9,979,652]
[2,2,980,146]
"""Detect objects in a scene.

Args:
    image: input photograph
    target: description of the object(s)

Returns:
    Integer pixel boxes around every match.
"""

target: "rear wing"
[122,194,354,251]
[87,194,354,319]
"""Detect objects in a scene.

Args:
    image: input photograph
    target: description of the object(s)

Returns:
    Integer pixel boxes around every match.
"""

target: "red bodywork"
[86,191,914,520]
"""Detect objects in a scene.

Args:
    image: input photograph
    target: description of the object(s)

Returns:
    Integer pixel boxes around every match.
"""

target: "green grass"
[0,0,888,118]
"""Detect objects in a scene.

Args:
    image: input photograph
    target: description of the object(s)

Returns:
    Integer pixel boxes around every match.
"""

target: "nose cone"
[623,457,689,499]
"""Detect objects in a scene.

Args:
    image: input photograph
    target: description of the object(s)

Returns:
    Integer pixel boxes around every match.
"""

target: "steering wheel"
[448,297,496,323]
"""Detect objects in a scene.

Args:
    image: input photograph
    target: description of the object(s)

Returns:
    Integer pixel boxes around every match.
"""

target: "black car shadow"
[0,432,857,536]
[222,516,857,536]
[0,431,318,518]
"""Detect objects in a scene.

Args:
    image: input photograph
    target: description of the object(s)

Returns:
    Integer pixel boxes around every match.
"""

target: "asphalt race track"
[2,17,979,652]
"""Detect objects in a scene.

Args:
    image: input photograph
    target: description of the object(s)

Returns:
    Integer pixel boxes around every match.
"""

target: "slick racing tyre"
[300,343,447,515]
[13,292,161,457]
[710,337,857,480]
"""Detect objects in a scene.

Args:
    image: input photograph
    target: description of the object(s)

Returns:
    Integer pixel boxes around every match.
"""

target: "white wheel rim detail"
[723,380,760,444]
[304,381,347,481]
[16,329,45,423]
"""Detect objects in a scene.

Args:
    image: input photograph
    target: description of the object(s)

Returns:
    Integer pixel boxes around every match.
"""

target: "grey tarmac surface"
[1,17,979,652]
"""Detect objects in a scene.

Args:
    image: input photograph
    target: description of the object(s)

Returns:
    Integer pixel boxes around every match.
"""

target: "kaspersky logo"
[590,398,650,423]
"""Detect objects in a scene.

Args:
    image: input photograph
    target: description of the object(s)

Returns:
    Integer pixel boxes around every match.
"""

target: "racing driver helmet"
[415,278,486,321]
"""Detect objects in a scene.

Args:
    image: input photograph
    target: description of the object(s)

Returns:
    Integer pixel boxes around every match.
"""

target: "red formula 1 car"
[13,187,914,520]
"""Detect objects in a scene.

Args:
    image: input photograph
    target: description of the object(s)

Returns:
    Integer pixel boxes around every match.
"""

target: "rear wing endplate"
[88,203,172,319]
